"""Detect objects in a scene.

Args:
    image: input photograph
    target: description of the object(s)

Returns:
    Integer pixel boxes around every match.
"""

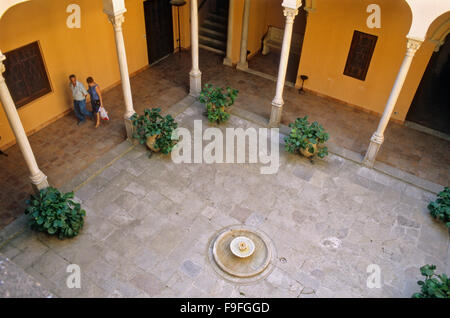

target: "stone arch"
[404,0,450,40]
[427,11,450,51]
[0,0,30,21]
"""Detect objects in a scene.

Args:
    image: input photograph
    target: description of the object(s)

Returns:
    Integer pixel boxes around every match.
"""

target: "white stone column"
[363,38,422,167]
[105,11,136,140]
[236,0,251,70]
[223,0,235,66]
[189,0,202,97]
[269,7,299,127]
[0,52,49,192]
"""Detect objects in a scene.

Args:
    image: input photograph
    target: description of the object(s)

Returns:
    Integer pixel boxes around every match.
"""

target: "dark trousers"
[74,99,92,121]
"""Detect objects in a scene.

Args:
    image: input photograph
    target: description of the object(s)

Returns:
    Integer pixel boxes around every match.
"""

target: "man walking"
[69,74,92,125]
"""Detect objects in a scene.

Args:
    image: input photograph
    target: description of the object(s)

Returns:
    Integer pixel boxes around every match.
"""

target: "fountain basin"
[210,226,274,279]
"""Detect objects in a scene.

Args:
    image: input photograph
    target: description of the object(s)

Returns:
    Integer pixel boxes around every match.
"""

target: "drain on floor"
[208,225,276,284]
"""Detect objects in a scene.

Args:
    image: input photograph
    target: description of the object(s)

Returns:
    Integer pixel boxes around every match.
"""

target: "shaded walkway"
[0,49,448,229]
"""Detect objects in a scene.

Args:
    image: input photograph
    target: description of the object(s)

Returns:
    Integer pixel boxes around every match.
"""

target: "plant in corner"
[25,187,86,239]
[428,187,450,228]
[131,107,179,155]
[412,264,449,298]
[198,84,239,124]
[284,116,329,159]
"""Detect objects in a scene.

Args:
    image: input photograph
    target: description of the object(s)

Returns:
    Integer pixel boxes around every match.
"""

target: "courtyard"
[0,70,449,296]
[0,50,448,230]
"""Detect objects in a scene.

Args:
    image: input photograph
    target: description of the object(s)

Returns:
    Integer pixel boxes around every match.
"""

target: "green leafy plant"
[198,84,239,124]
[412,265,449,298]
[25,187,86,239]
[428,187,450,228]
[284,116,329,158]
[131,107,178,155]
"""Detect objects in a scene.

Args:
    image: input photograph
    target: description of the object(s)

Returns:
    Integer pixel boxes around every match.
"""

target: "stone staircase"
[199,10,228,55]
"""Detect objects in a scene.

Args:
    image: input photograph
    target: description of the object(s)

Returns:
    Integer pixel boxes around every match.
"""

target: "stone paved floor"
[0,100,448,298]
[0,49,448,230]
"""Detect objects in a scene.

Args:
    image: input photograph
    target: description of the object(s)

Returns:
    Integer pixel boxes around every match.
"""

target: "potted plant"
[131,107,179,155]
[25,187,86,239]
[198,84,239,124]
[428,187,450,228]
[412,265,449,298]
[284,116,329,159]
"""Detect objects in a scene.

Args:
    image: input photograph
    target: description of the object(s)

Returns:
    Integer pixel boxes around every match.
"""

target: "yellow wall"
[230,0,244,64]
[294,0,445,122]
[228,0,445,122]
[0,0,148,149]
[296,0,414,121]
[247,0,268,58]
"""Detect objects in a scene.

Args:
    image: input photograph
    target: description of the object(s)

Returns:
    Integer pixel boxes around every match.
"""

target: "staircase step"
[203,19,227,33]
[199,35,227,49]
[199,28,227,42]
[199,44,226,55]
[199,36,226,51]
[207,13,228,24]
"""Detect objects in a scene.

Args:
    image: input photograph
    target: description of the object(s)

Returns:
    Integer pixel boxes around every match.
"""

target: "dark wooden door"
[406,35,450,135]
[144,0,174,64]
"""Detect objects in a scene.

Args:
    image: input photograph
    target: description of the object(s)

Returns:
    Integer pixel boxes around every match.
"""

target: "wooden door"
[144,0,174,64]
[406,35,450,135]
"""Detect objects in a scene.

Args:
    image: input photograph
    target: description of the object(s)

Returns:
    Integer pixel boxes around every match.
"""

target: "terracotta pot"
[211,104,225,112]
[146,134,160,152]
[300,142,317,158]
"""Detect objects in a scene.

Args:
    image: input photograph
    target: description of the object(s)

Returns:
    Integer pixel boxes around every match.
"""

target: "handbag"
[99,106,109,121]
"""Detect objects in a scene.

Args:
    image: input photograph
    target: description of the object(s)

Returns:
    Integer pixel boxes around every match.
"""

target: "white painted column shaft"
[363,38,422,167]
[237,0,251,70]
[0,53,48,191]
[269,8,299,127]
[223,0,235,66]
[109,14,135,119]
[190,0,202,96]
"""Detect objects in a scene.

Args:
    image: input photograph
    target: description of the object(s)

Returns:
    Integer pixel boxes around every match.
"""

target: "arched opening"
[406,33,450,134]
[405,12,450,135]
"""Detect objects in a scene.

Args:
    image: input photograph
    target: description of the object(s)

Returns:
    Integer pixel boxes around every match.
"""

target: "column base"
[223,57,233,67]
[124,117,137,144]
[269,103,283,127]
[189,70,202,97]
[236,62,248,71]
[362,134,384,168]
[30,171,49,193]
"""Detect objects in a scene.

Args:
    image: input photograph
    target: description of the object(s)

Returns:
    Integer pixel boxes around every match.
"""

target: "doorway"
[246,7,307,84]
[143,0,174,65]
[406,34,450,135]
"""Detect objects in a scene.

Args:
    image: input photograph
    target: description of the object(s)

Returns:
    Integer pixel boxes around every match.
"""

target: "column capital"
[283,7,299,22]
[406,38,422,56]
[108,13,125,30]
[0,51,5,74]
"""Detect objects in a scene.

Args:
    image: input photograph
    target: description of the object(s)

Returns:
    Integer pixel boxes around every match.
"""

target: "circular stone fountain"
[208,225,276,283]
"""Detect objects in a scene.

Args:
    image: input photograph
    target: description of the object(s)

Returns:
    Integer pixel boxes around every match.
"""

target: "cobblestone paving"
[0,101,448,298]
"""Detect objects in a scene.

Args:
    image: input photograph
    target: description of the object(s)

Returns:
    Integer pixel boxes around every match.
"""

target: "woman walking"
[86,77,103,128]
